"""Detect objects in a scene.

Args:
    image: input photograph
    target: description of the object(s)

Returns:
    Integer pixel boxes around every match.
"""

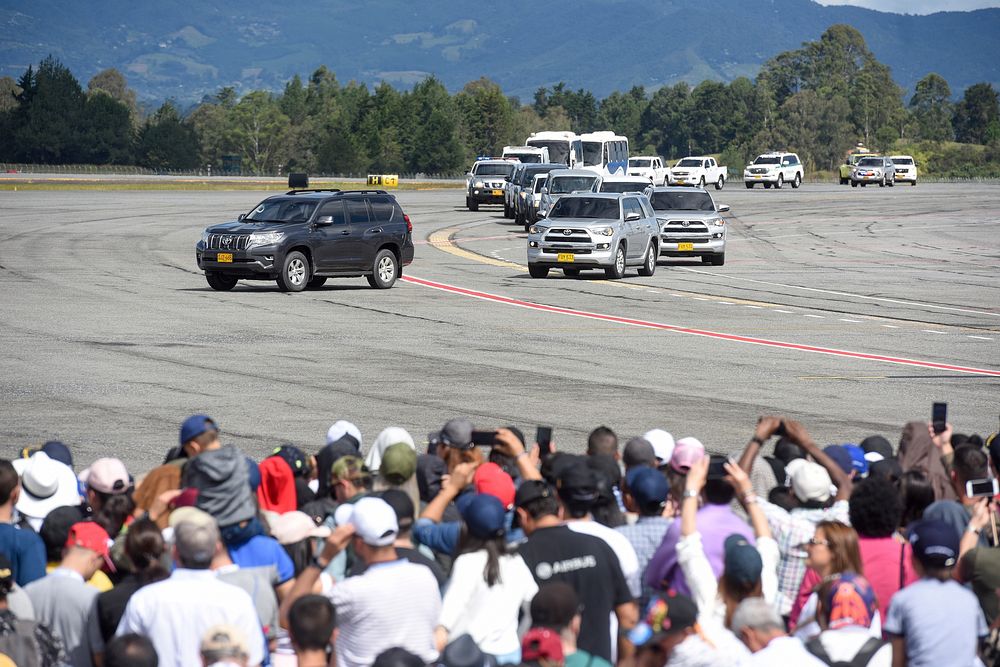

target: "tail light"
[404,214,412,233]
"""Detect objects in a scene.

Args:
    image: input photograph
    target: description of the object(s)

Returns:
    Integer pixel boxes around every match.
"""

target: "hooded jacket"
[897,420,957,502]
[182,444,255,527]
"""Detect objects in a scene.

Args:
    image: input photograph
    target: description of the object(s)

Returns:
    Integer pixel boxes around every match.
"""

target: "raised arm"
[783,418,853,501]
[738,416,783,475]
[725,461,771,540]
[278,523,355,628]
[492,428,543,481]
[419,461,476,523]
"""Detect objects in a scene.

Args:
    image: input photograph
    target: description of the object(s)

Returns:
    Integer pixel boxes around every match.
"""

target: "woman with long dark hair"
[435,494,538,665]
[93,518,169,643]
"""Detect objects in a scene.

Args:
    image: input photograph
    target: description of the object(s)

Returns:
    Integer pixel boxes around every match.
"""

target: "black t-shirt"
[518,525,632,662]
[96,575,144,641]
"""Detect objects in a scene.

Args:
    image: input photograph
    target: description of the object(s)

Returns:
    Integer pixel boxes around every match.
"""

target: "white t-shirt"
[438,550,538,655]
[813,628,892,667]
[749,636,826,666]
[330,559,441,667]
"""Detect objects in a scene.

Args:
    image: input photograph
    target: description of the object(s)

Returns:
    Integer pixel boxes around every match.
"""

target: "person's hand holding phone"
[929,422,954,454]
[492,428,526,458]
[443,461,478,494]
[754,416,783,442]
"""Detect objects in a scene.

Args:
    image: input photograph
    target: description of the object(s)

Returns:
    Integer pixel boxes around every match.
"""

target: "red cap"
[474,462,516,510]
[521,627,563,662]
[65,521,115,571]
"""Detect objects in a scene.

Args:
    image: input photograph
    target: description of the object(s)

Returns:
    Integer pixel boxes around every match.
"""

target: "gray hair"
[730,597,784,635]
[173,520,219,569]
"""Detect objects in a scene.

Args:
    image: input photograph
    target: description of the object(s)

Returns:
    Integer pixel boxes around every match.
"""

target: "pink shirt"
[858,535,918,620]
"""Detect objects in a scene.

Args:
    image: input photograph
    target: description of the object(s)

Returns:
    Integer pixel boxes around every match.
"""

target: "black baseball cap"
[514,480,553,508]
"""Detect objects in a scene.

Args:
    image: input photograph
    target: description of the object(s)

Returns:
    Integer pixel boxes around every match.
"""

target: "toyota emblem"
[681,221,690,227]
[222,235,232,247]
[562,229,572,235]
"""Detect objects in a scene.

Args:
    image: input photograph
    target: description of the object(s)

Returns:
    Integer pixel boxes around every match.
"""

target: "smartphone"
[967,478,999,498]
[536,426,553,460]
[471,430,498,446]
[932,402,947,435]
[774,421,787,437]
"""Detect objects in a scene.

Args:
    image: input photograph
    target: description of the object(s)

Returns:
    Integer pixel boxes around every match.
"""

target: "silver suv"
[526,193,660,279]
[466,159,516,211]
[648,187,729,266]
[851,156,895,187]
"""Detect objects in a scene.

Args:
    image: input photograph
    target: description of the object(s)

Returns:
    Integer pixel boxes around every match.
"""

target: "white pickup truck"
[627,156,669,186]
[667,156,727,190]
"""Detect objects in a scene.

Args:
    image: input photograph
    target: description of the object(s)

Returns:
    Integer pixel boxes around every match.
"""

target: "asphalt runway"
[1,183,997,472]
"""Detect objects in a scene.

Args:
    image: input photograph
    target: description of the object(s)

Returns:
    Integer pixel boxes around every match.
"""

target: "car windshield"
[857,158,882,167]
[550,197,620,220]
[601,181,646,193]
[533,178,547,193]
[629,159,651,168]
[582,141,604,166]
[676,159,702,167]
[550,176,598,194]
[474,163,514,176]
[893,157,913,165]
[508,153,541,163]
[528,140,569,165]
[650,191,715,212]
[245,199,318,223]
[753,156,780,165]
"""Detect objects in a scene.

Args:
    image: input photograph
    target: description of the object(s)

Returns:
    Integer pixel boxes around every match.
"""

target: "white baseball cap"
[333,496,398,547]
[787,460,832,503]
[325,420,362,450]
[643,429,676,466]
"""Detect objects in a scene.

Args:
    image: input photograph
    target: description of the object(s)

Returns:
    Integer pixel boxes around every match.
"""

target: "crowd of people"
[0,412,996,667]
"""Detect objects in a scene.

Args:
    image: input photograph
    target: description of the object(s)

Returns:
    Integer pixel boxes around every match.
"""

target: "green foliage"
[953,83,1000,145]
[909,73,952,142]
[135,102,200,170]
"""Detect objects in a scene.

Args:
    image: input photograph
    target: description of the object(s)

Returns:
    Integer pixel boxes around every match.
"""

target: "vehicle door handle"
[340,230,350,236]
[368,227,383,234]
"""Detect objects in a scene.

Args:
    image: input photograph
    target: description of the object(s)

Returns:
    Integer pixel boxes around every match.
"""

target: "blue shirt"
[228,535,295,584]
[884,577,987,667]
[0,522,47,586]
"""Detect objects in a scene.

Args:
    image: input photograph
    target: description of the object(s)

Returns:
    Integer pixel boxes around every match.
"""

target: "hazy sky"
[817,0,999,12]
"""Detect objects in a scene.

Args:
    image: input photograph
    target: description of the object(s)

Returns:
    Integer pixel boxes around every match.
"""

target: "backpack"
[806,636,886,667]
[0,618,43,667]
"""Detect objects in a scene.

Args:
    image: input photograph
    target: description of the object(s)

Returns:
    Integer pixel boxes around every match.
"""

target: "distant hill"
[1,0,997,103]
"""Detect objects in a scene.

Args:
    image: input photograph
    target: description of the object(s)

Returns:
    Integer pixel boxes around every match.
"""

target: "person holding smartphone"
[923,422,994,549]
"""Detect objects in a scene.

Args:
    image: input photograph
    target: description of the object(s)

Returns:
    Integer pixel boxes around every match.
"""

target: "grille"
[543,247,593,255]
[207,234,250,251]
[663,221,709,234]
[543,228,592,243]
[662,237,710,244]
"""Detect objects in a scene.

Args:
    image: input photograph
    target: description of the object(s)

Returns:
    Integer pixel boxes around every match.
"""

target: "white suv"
[890,155,917,185]
[743,152,803,189]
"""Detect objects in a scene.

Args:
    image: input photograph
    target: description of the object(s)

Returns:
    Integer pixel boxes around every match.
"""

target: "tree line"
[1,25,998,176]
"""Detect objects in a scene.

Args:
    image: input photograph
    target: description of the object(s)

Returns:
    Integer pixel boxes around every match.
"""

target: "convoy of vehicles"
[627,156,669,185]
[742,152,803,189]
[526,193,660,279]
[466,158,517,211]
[667,156,727,189]
[526,132,583,168]
[840,146,877,184]
[578,131,630,177]
[851,156,895,187]
[525,173,549,224]
[537,170,603,223]
[509,163,567,225]
[502,145,549,163]
[196,187,414,292]
[890,155,918,185]
[648,187,729,266]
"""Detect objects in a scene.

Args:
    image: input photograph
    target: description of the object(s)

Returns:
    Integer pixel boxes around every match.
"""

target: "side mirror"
[718,204,730,213]
[541,187,548,195]
[238,213,246,221]
[625,212,641,222]
[314,216,335,226]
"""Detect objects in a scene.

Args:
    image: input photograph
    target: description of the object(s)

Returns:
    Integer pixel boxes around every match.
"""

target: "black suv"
[196,189,414,292]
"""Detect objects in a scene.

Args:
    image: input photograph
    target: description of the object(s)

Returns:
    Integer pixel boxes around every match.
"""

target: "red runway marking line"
[401,275,1000,377]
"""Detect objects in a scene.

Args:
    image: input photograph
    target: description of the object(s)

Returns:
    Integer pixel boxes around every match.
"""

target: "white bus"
[502,145,550,164]
[525,131,583,168]
[579,131,629,177]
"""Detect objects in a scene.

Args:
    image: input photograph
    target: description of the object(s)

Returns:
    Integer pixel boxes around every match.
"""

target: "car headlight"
[593,227,615,237]
[520,191,528,199]
[246,231,285,249]
[709,217,725,227]
[528,225,546,235]
[473,180,483,188]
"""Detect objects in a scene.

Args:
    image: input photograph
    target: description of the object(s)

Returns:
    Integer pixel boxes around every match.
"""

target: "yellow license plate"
[676,180,685,184]
[677,243,694,252]
[754,175,762,179]
[492,190,503,196]
[217,253,233,263]
[556,253,575,263]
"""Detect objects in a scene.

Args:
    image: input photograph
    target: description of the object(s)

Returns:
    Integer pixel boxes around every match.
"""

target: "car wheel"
[851,181,858,187]
[563,268,580,277]
[503,202,511,217]
[763,182,772,189]
[715,176,724,190]
[604,244,627,280]
[879,177,885,188]
[637,242,657,276]
[710,253,725,266]
[861,183,867,187]
[468,199,479,211]
[745,182,754,189]
[276,251,309,292]
[205,272,238,291]
[775,174,784,189]
[366,249,398,289]
[888,178,895,187]
[912,181,917,186]
[698,176,705,188]
[306,276,328,289]
[528,264,549,279]
[840,177,848,185]
[791,173,801,189]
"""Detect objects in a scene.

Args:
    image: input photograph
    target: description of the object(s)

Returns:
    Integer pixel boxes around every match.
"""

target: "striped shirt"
[329,559,441,667]
[615,516,672,609]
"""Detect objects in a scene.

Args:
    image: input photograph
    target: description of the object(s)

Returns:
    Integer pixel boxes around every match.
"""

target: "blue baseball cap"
[724,534,763,585]
[458,493,506,540]
[41,441,73,469]
[909,519,960,568]
[823,445,853,476]
[625,466,669,513]
[842,444,868,476]
[179,414,218,445]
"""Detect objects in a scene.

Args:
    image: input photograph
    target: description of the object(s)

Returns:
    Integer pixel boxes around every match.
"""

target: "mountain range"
[1,0,998,103]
